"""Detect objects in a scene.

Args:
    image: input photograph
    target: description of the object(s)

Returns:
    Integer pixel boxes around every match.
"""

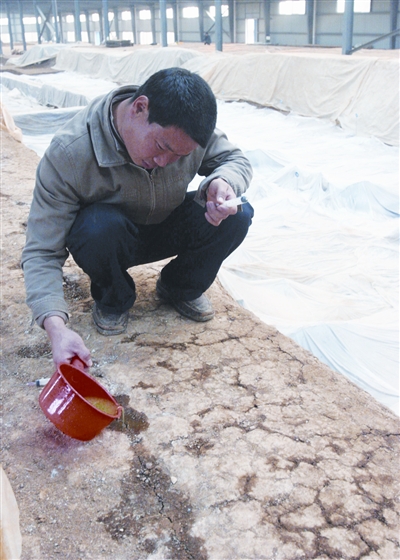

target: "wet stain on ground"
[7,261,23,270]
[100,394,207,559]
[156,360,179,373]
[192,364,218,381]
[238,473,257,496]
[15,342,52,358]
[120,333,141,344]
[184,437,214,457]
[132,380,156,390]
[63,275,90,302]
[110,394,150,435]
[98,445,208,559]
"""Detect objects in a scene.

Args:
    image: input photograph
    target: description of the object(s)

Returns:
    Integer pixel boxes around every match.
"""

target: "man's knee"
[67,204,128,251]
[225,202,254,240]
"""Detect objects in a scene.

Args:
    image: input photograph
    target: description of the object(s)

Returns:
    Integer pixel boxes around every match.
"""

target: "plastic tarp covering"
[0,71,114,108]
[183,51,399,147]
[1,52,398,416]
[7,45,397,145]
[0,71,115,156]
[6,44,69,67]
[215,102,399,416]
[53,46,202,86]
[13,107,81,135]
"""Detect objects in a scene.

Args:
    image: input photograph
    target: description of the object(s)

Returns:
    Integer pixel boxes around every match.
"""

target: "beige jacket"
[21,86,252,324]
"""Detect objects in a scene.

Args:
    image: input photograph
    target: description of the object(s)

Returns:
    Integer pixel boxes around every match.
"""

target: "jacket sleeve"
[194,128,253,206]
[21,139,82,323]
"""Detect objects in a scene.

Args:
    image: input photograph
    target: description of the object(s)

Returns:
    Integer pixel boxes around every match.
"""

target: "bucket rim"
[56,362,122,419]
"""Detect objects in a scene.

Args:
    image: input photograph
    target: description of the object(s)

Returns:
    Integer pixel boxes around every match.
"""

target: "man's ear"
[131,95,149,115]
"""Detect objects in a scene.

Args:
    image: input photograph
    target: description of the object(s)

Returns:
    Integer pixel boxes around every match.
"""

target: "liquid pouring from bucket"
[39,356,123,441]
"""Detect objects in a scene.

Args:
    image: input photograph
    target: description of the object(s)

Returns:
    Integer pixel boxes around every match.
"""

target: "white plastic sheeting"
[54,45,202,86]
[0,72,116,156]
[183,51,400,147]
[1,68,398,416]
[215,103,398,416]
[6,44,69,67]
[0,71,115,108]
[10,44,397,144]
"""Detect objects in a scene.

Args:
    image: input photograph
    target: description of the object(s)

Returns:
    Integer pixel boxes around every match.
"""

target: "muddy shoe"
[92,303,129,335]
[156,277,215,322]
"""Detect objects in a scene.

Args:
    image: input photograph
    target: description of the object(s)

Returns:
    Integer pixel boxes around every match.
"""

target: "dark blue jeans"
[66,191,254,314]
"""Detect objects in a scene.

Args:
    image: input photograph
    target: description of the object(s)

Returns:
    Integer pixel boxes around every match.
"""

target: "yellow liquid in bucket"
[86,396,117,416]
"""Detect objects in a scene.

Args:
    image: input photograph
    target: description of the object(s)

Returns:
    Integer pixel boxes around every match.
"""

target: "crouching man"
[22,68,253,369]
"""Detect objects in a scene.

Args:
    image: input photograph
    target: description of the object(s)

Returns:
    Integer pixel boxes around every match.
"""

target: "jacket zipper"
[147,169,156,224]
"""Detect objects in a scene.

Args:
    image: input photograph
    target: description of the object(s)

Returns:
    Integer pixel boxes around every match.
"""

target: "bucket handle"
[70,356,87,371]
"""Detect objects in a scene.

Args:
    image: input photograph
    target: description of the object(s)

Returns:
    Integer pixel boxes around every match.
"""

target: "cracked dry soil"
[1,131,400,559]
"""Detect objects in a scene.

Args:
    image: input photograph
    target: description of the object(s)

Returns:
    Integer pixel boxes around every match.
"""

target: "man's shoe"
[156,277,215,322]
[92,302,129,335]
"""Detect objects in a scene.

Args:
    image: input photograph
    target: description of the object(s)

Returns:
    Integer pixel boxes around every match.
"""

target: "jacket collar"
[90,85,138,168]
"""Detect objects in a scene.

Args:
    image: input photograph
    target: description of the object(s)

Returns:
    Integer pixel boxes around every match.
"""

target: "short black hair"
[132,67,217,148]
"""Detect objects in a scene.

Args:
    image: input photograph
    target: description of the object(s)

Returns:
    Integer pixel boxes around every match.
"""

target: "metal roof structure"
[2,0,200,19]
[1,1,399,55]
[2,1,229,53]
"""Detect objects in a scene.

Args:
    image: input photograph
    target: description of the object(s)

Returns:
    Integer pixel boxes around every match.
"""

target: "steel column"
[215,0,222,51]
[233,0,237,42]
[18,0,27,50]
[160,0,167,46]
[172,0,178,43]
[151,4,156,45]
[312,0,317,44]
[342,0,354,55]
[390,0,399,48]
[306,0,316,45]
[74,0,82,42]
[114,9,119,39]
[34,2,41,44]
[176,0,181,42]
[102,0,109,40]
[51,0,60,42]
[99,8,104,43]
[130,3,137,44]
[6,2,14,51]
[84,10,91,43]
[198,0,204,42]
[59,8,64,42]
[264,0,271,42]
[227,0,234,41]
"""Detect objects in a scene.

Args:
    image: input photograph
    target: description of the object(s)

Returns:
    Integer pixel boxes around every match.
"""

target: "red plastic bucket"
[39,358,123,441]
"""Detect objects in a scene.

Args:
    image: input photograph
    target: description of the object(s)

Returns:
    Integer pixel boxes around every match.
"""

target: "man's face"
[118,96,199,170]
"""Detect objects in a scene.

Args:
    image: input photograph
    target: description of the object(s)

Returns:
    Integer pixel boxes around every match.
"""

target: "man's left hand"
[205,178,239,226]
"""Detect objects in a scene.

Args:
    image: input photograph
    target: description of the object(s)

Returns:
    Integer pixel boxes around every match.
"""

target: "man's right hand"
[43,315,92,370]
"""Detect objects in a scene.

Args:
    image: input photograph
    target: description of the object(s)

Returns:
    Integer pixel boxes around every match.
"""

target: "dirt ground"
[0,130,208,559]
[1,68,399,559]
[0,130,218,558]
